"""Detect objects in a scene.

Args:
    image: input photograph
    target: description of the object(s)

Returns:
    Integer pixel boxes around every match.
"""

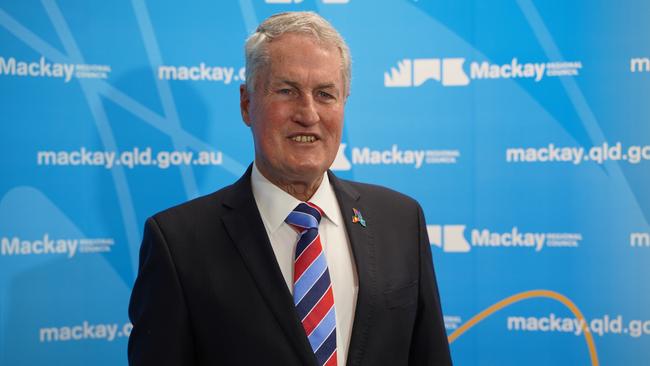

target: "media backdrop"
[1,1,649,365]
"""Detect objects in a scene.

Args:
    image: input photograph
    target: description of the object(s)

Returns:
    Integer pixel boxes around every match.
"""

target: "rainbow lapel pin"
[352,208,366,227]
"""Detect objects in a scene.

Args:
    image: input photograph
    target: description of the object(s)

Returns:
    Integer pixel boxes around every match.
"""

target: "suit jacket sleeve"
[128,217,196,366]
[408,204,453,365]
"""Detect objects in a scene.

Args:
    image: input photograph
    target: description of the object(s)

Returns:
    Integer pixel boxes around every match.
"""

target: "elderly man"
[128,11,452,366]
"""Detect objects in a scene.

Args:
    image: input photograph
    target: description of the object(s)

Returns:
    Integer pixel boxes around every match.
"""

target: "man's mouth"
[290,135,317,143]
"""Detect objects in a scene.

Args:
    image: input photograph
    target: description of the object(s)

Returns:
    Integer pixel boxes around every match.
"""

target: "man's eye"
[317,91,335,100]
[278,88,293,95]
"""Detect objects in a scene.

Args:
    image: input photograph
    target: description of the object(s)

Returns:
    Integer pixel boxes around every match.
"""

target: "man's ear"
[240,84,251,126]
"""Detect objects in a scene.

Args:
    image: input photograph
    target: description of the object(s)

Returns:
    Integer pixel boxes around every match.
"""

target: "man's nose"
[292,94,320,125]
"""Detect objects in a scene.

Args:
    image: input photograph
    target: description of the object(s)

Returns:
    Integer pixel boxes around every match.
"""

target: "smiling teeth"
[292,135,316,143]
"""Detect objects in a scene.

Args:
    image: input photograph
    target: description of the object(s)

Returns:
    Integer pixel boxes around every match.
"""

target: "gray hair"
[244,11,351,95]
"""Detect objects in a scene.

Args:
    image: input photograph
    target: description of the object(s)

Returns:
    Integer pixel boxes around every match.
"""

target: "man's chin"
[286,166,326,183]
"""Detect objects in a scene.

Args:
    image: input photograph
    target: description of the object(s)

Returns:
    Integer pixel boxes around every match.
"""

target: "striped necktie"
[285,202,337,366]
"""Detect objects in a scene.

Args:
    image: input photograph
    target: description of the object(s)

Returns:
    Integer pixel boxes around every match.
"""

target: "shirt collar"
[251,162,342,233]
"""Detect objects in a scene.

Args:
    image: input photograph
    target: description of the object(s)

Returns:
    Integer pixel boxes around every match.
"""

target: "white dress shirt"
[251,162,358,366]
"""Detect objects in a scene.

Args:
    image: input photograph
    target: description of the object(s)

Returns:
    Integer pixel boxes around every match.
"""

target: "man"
[128,11,452,366]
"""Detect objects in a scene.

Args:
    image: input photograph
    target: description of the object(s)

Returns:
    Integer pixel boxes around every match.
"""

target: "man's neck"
[255,162,324,202]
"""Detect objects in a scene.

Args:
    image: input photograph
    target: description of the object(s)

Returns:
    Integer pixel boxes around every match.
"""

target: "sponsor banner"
[157,63,245,84]
[1,234,114,258]
[505,142,650,165]
[330,144,460,170]
[0,56,111,82]
[2,1,649,366]
[507,313,650,338]
[39,321,132,343]
[35,147,223,169]
[428,225,582,253]
[384,58,582,87]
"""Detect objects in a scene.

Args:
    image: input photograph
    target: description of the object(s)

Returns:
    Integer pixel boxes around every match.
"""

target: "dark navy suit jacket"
[128,166,452,365]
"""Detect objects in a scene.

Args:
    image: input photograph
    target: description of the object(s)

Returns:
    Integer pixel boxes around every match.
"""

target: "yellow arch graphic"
[447,289,599,366]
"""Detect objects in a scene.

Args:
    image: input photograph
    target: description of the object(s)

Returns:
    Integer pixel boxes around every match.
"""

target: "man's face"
[240,33,346,187]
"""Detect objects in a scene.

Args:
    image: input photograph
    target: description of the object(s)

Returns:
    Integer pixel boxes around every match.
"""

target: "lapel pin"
[352,208,366,227]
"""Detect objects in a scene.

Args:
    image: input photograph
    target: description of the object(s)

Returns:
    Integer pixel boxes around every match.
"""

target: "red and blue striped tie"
[286,202,337,366]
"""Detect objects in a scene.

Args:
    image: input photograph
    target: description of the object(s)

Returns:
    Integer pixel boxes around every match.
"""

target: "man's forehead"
[256,33,344,89]
[268,32,333,50]
[266,62,343,89]
[266,34,340,64]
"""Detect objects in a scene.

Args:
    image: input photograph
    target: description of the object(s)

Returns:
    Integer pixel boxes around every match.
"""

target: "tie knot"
[285,202,322,230]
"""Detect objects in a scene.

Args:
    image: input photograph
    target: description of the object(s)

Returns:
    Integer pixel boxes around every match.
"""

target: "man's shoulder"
[149,182,238,228]
[334,175,421,211]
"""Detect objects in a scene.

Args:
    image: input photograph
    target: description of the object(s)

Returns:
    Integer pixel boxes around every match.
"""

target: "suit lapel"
[221,167,317,366]
[329,172,377,366]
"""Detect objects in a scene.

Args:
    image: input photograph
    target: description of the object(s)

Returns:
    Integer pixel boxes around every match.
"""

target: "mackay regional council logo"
[427,225,582,253]
[330,143,460,171]
[384,57,582,87]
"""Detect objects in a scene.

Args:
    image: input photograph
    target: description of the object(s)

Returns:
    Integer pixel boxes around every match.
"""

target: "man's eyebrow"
[316,82,339,90]
[272,79,339,91]
[277,80,301,88]
[267,79,300,90]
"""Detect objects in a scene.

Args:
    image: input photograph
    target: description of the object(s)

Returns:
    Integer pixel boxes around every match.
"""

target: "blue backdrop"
[2,1,649,365]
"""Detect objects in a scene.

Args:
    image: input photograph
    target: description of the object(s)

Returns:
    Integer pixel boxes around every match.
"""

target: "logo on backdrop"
[158,64,245,84]
[384,58,582,87]
[444,315,462,330]
[39,320,132,343]
[505,142,650,165]
[35,147,223,169]
[427,225,582,253]
[1,234,114,258]
[506,312,650,338]
[630,232,650,247]
[630,57,650,73]
[385,58,469,87]
[0,55,111,82]
[330,143,460,171]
